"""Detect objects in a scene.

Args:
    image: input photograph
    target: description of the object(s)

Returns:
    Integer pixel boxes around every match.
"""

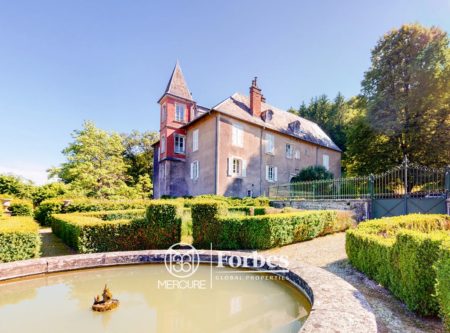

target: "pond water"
[0,264,310,333]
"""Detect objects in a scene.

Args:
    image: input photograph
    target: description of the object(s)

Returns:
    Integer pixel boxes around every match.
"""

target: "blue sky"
[0,0,449,184]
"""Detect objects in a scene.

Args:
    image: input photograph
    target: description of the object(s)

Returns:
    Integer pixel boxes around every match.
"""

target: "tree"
[361,24,450,169]
[291,93,348,151]
[290,165,334,182]
[49,121,131,198]
[121,130,158,188]
[0,174,33,198]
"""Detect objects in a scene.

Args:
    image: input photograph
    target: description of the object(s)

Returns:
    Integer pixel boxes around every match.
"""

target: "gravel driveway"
[264,232,445,333]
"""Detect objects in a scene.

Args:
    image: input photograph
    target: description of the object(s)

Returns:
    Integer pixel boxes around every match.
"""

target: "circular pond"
[0,264,311,333]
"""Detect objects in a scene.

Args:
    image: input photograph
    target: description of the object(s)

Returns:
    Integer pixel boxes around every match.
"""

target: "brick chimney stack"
[249,77,262,117]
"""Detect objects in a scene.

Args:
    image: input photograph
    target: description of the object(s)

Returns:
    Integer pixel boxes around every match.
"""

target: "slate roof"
[210,93,341,152]
[160,61,193,102]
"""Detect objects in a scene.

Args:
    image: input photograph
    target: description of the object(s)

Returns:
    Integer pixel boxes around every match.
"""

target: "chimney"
[249,77,262,117]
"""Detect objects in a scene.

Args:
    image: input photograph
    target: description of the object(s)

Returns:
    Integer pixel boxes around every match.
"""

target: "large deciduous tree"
[49,121,131,198]
[360,24,450,169]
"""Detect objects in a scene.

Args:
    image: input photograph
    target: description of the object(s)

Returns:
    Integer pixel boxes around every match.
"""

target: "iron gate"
[372,158,448,218]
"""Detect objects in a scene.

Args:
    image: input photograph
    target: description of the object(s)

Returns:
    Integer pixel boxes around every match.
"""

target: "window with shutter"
[323,154,330,170]
[232,124,243,147]
[265,133,275,154]
[192,129,199,152]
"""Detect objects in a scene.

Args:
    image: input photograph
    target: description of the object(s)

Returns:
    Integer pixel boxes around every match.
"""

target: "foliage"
[435,238,450,330]
[9,199,33,216]
[122,130,158,194]
[0,216,41,262]
[51,202,182,252]
[290,165,334,182]
[289,93,348,150]
[48,121,134,198]
[0,175,34,199]
[73,209,145,220]
[35,198,152,226]
[358,24,450,171]
[192,200,354,249]
[346,214,450,317]
[30,182,73,206]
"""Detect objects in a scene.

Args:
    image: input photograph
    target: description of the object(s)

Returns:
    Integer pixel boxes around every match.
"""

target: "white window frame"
[174,134,186,154]
[265,133,275,154]
[323,154,330,170]
[285,143,293,159]
[190,106,195,121]
[175,103,185,122]
[160,135,166,154]
[232,123,244,147]
[295,149,300,160]
[266,165,278,182]
[190,160,199,180]
[192,129,199,152]
[227,156,246,178]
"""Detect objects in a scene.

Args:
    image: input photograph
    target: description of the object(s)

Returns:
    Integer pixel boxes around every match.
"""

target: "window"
[190,161,199,180]
[323,154,330,170]
[227,157,246,177]
[174,134,185,154]
[265,133,275,154]
[192,129,199,152]
[266,165,278,182]
[161,136,166,154]
[247,190,253,197]
[285,144,293,159]
[175,104,185,122]
[190,106,195,121]
[161,104,167,122]
[295,150,300,160]
[232,124,243,147]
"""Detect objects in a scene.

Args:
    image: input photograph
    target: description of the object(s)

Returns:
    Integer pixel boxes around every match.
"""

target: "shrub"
[35,198,151,226]
[346,214,450,318]
[192,201,353,249]
[435,238,450,330]
[9,199,33,216]
[51,202,182,253]
[290,165,334,182]
[0,216,41,262]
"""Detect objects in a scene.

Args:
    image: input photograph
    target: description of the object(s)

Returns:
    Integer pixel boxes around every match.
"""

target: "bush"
[51,202,182,253]
[435,238,450,330]
[290,165,334,182]
[35,198,151,226]
[0,216,41,262]
[192,201,353,249]
[346,214,450,318]
[9,199,33,216]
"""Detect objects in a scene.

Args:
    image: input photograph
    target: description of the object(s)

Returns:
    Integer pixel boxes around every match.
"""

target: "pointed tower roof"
[160,61,193,102]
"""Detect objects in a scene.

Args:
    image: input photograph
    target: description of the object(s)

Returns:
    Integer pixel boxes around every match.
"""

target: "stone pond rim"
[0,250,377,333]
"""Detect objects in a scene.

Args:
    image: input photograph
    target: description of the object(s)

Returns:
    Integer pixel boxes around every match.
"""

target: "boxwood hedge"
[9,199,34,216]
[36,198,152,226]
[0,216,41,262]
[435,238,450,330]
[192,200,354,249]
[51,201,181,253]
[346,214,450,318]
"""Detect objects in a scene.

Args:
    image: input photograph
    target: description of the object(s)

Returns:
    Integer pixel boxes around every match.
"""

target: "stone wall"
[270,199,371,222]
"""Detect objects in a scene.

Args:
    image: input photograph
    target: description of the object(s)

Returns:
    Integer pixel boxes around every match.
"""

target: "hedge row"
[72,209,145,221]
[36,198,152,225]
[346,214,450,320]
[192,200,354,249]
[9,199,34,216]
[0,216,41,262]
[51,201,181,253]
[435,238,450,330]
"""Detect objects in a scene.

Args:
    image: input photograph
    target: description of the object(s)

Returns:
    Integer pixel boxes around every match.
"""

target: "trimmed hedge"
[73,209,145,221]
[36,198,152,226]
[0,216,41,262]
[51,201,182,253]
[192,200,354,249]
[9,199,34,216]
[435,238,450,330]
[346,214,450,318]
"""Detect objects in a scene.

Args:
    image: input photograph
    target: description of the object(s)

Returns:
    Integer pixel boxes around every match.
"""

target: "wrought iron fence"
[269,158,450,200]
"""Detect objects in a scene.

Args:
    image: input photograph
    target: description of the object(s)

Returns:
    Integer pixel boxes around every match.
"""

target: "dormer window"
[161,104,167,122]
[175,104,185,122]
[288,120,301,134]
[261,109,274,122]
